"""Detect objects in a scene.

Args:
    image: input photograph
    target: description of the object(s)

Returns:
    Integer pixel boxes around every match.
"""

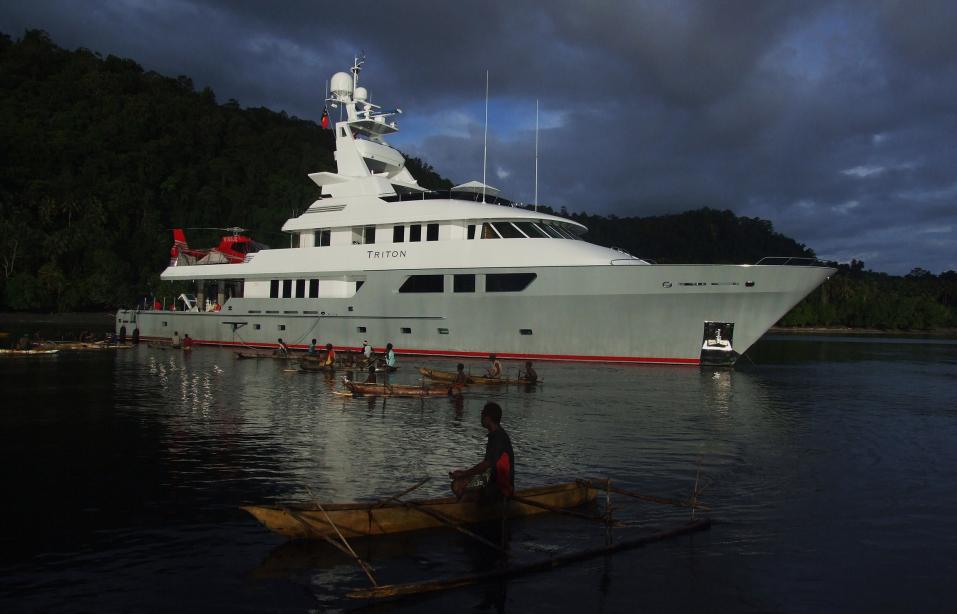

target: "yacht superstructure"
[116,58,834,365]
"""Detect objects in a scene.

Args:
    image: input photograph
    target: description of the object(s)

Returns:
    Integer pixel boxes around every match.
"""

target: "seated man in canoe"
[520,361,537,383]
[486,354,502,379]
[322,343,336,367]
[449,402,514,502]
[453,363,468,385]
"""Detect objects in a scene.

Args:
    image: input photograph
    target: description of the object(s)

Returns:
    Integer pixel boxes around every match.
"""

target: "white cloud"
[842,165,885,178]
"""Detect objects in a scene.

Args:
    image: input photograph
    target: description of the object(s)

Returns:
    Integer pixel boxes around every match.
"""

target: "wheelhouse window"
[364,225,376,244]
[393,225,405,243]
[295,279,306,298]
[410,224,422,242]
[481,223,500,239]
[486,273,537,292]
[539,223,564,238]
[426,223,439,241]
[399,274,444,293]
[514,221,548,238]
[316,229,331,246]
[454,274,475,293]
[491,222,525,239]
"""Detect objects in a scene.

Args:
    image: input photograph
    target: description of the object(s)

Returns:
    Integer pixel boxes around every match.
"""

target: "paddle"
[280,505,378,587]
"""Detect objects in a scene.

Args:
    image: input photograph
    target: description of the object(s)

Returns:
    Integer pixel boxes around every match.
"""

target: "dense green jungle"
[2,31,954,330]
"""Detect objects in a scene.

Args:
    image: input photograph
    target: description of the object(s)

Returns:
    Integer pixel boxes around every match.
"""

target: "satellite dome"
[330,72,353,99]
[354,86,368,102]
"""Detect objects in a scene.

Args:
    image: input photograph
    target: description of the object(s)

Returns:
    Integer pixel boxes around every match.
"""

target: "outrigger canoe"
[343,380,461,397]
[0,348,59,355]
[418,367,539,386]
[241,482,597,540]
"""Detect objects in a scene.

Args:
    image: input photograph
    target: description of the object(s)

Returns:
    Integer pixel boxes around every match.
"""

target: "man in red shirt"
[449,402,514,502]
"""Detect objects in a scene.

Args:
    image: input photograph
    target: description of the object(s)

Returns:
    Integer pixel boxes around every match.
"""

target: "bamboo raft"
[241,482,597,541]
[418,367,539,386]
[342,380,462,398]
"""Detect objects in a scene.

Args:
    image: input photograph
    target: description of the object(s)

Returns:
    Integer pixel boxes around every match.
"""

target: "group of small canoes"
[2,332,132,355]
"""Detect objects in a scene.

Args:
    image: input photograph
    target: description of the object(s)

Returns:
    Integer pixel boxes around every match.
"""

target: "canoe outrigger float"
[419,367,540,386]
[242,482,597,540]
[342,380,462,397]
[242,477,712,601]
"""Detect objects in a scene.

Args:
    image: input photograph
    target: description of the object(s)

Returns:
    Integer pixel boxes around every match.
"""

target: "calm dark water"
[1,335,955,612]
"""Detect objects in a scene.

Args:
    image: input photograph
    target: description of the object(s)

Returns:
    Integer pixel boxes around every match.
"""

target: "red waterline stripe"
[135,335,700,365]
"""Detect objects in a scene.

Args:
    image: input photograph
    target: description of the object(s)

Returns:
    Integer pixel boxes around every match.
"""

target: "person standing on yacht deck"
[486,354,502,379]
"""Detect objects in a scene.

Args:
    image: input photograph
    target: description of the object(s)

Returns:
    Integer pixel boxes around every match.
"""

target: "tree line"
[1,31,954,330]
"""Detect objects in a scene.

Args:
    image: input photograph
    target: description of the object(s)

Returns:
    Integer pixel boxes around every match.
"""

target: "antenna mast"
[482,70,489,203]
[534,99,539,212]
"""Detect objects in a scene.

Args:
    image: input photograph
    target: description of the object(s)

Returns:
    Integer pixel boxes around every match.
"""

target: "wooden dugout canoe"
[0,348,59,355]
[418,367,539,386]
[343,380,462,397]
[236,351,294,360]
[241,482,597,540]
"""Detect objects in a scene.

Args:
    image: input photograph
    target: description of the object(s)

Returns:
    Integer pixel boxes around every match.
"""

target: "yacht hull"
[116,263,831,365]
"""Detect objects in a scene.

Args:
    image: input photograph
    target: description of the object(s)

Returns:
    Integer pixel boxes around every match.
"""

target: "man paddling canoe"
[449,402,514,502]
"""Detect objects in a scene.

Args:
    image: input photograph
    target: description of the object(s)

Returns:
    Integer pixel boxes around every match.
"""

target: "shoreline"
[769,326,957,339]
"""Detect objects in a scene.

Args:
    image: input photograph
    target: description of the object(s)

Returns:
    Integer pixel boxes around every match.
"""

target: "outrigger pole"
[347,518,712,600]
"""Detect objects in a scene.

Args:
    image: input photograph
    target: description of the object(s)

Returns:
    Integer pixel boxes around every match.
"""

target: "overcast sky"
[3,0,955,274]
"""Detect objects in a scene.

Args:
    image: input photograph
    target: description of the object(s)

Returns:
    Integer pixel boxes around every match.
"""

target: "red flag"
[321,107,329,129]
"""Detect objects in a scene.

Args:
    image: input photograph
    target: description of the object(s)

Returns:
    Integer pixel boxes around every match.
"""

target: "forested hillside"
[1,31,954,330]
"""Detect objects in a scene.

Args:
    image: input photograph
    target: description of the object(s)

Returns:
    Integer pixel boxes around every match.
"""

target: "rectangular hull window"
[364,226,376,244]
[393,225,405,243]
[282,279,292,298]
[309,279,319,298]
[401,327,412,334]
[486,273,537,292]
[270,280,279,298]
[295,279,306,298]
[426,223,439,241]
[454,274,475,292]
[410,224,422,242]
[399,275,444,293]
[318,229,331,246]
[467,224,476,239]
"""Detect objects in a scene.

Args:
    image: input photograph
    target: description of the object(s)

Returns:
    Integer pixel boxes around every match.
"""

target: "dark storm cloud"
[2,0,955,273]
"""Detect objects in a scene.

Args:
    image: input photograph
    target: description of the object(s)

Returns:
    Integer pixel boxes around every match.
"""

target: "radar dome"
[330,72,353,99]
[354,86,368,102]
